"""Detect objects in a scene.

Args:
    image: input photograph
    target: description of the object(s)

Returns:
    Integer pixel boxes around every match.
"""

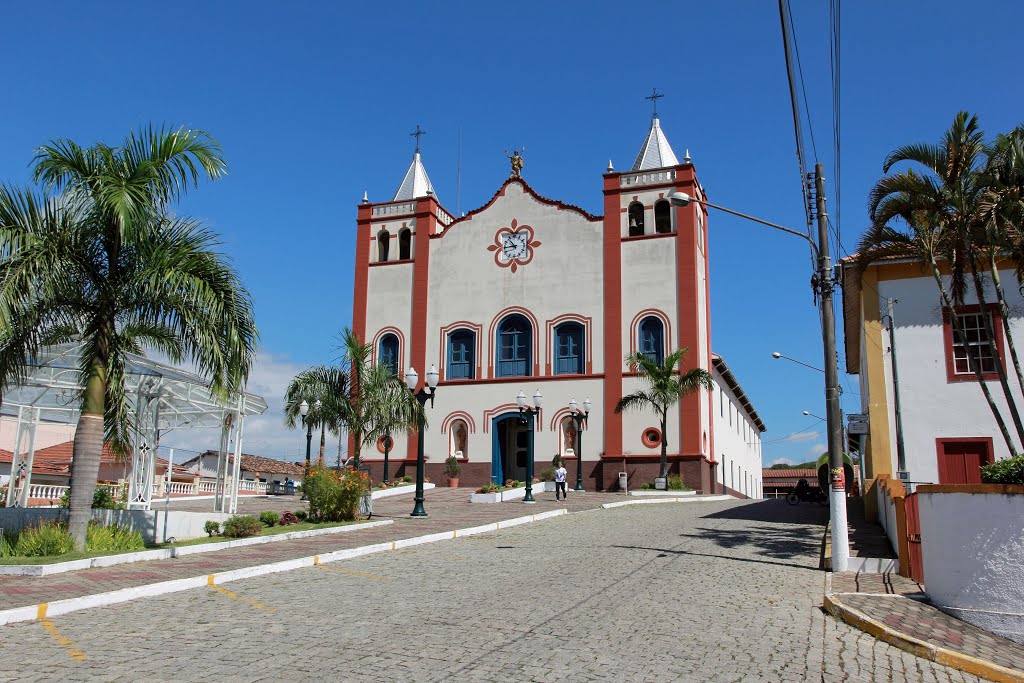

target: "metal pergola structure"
[2,343,268,513]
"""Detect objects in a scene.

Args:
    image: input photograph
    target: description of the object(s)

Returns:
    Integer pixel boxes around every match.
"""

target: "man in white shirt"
[554,461,568,500]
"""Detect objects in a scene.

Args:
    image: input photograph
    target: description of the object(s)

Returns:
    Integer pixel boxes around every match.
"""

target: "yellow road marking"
[37,603,48,620]
[39,618,87,661]
[316,565,393,582]
[208,584,277,613]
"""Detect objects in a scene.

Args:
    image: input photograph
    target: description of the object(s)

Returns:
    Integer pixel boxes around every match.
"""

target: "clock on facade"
[488,218,541,273]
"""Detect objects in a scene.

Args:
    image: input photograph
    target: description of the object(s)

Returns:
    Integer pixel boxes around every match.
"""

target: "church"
[350,114,765,496]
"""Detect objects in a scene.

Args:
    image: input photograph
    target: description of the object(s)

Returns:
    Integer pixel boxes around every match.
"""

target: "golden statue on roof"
[505,148,524,178]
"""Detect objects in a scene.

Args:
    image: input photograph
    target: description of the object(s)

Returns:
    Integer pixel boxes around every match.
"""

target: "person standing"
[554,460,568,501]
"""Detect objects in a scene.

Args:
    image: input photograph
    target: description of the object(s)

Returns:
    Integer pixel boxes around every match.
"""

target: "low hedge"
[222,515,263,538]
[981,454,1024,485]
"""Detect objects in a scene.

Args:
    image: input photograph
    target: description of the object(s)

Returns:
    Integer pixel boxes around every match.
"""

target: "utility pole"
[885,298,908,478]
[814,162,850,571]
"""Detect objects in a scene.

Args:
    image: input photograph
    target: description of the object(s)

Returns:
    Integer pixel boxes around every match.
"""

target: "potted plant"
[444,455,462,488]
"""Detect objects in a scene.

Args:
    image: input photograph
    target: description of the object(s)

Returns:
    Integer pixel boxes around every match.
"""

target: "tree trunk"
[930,259,1017,453]
[68,362,107,551]
[989,252,1024,396]
[318,425,326,464]
[659,408,669,480]
[336,435,343,468]
[970,262,1024,447]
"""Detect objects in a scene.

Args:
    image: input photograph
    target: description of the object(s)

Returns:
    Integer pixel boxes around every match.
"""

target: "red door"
[936,439,992,484]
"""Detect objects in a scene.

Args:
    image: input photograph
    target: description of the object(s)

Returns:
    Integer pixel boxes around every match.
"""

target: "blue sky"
[2,1,1022,463]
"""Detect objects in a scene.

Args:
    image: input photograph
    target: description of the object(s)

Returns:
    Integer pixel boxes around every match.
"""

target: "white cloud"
[160,351,339,463]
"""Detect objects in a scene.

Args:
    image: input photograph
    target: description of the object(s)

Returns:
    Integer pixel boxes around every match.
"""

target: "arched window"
[377,230,390,262]
[449,419,469,457]
[554,322,584,375]
[398,228,412,260]
[654,200,671,233]
[378,333,399,373]
[628,202,645,236]
[496,314,532,377]
[638,316,664,365]
[447,329,475,380]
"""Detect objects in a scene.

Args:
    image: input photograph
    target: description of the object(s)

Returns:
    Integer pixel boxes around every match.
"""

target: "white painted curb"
[628,489,697,497]
[601,495,733,509]
[0,520,393,577]
[0,510,568,626]
[371,483,434,500]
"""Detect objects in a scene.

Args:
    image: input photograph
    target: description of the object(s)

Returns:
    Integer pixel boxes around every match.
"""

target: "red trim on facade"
[368,260,413,268]
[602,173,624,458]
[487,306,542,379]
[941,304,1005,382]
[673,167,704,456]
[641,427,662,449]
[350,204,373,458]
[627,309,673,358]
[620,232,675,243]
[440,411,477,434]
[406,197,437,460]
[483,403,542,433]
[547,407,575,432]
[702,202,713,459]
[545,314,594,376]
[371,326,406,373]
[434,178,601,240]
[438,373,606,387]
[486,219,542,273]
[438,321,484,381]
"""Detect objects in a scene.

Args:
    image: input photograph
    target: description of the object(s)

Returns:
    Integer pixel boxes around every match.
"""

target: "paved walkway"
[1,498,978,682]
[0,487,621,611]
[829,571,1024,680]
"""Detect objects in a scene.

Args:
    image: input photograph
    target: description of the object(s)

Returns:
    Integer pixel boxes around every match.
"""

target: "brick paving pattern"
[837,593,1024,673]
[0,487,619,611]
[832,571,924,595]
[0,497,979,682]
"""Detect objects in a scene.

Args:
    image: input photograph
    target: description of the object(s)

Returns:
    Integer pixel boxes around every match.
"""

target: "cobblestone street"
[0,499,980,682]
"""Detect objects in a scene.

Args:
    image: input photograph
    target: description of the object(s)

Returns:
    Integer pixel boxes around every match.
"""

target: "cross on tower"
[645,88,664,118]
[410,124,427,152]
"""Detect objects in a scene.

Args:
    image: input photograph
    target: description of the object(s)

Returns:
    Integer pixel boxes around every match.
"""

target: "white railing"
[372,202,416,218]
[199,480,218,493]
[436,207,454,228]
[620,169,676,188]
[27,484,68,501]
[238,479,269,493]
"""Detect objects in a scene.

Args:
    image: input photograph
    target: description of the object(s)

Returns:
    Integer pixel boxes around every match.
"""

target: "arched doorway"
[491,412,531,484]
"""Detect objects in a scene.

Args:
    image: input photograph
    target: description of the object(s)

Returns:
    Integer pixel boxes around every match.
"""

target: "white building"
[842,256,1024,503]
[351,116,765,495]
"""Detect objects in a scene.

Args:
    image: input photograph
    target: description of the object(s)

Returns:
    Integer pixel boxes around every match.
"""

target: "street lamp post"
[669,168,851,572]
[568,397,591,492]
[299,400,313,467]
[405,365,439,518]
[516,389,543,503]
[772,351,824,373]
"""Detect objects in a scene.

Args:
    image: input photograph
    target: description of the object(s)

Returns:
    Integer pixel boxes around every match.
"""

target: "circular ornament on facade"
[486,218,542,273]
[641,428,661,448]
[376,435,394,454]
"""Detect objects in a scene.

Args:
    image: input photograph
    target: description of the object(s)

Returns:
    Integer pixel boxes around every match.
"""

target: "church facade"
[350,117,764,495]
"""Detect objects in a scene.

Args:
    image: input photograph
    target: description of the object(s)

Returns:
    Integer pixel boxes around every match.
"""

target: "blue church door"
[492,414,531,484]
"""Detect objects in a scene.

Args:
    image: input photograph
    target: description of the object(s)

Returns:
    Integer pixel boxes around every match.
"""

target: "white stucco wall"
[712,374,763,498]
[873,269,1024,482]
[920,488,1024,643]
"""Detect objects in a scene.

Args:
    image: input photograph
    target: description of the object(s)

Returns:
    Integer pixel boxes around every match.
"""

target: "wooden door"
[936,439,991,484]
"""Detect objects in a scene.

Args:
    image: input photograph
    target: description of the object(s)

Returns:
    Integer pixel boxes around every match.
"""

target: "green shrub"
[538,466,556,482]
[443,456,462,478]
[12,522,75,556]
[204,520,220,537]
[59,486,125,510]
[222,515,263,538]
[304,465,368,522]
[86,523,144,552]
[259,511,279,527]
[401,475,413,483]
[981,454,1024,484]
[640,483,654,490]
[295,510,308,522]
[666,475,691,491]
[476,482,500,494]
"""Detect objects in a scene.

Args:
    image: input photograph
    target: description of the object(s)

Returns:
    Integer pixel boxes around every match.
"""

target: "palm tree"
[0,127,257,549]
[283,330,422,474]
[614,348,713,482]
[864,113,1024,453]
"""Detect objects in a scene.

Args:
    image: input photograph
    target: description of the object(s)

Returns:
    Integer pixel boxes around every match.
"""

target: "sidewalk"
[827,572,1024,682]
[0,487,629,613]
